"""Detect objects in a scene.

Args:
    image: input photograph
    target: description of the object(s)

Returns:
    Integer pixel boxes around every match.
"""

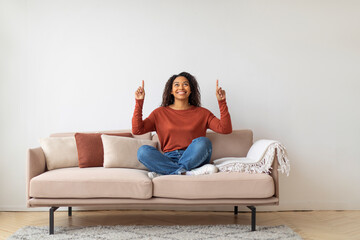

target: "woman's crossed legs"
[137,137,215,176]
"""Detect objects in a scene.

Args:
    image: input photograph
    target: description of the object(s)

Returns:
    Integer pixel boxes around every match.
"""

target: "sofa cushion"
[39,137,78,170]
[102,135,156,170]
[29,167,152,199]
[152,172,274,199]
[75,132,133,168]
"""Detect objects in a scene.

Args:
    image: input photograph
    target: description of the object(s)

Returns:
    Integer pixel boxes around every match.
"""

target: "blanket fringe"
[218,142,290,176]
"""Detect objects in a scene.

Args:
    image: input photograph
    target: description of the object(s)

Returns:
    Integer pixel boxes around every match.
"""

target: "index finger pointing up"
[142,80,144,89]
[216,79,219,89]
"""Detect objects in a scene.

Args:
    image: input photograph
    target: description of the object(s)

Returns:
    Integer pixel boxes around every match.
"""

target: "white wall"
[1,0,359,210]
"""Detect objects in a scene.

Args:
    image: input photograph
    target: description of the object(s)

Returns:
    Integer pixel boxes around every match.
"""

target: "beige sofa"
[26,129,279,234]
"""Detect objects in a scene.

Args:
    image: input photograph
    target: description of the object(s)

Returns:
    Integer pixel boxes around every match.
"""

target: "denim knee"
[192,137,212,151]
[137,145,155,163]
[196,137,212,163]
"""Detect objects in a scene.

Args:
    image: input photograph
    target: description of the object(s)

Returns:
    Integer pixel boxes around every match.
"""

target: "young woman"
[132,72,232,178]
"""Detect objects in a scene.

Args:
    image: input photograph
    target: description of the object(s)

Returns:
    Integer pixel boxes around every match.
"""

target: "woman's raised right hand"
[135,80,145,100]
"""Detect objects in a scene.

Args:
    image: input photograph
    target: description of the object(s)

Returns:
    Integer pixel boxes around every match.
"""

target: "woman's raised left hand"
[216,80,226,101]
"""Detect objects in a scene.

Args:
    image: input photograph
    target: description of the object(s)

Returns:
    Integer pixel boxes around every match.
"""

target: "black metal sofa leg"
[68,207,72,216]
[234,206,238,215]
[49,207,59,234]
[247,206,256,231]
[49,207,72,234]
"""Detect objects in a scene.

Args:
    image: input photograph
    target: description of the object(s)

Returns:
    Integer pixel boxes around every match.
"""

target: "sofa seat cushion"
[30,167,152,199]
[153,172,274,199]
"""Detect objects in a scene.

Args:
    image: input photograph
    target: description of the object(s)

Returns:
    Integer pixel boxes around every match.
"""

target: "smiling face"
[171,76,192,101]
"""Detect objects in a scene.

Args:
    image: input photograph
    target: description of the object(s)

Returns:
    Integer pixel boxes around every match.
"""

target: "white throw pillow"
[39,137,79,170]
[101,135,156,169]
[246,139,277,160]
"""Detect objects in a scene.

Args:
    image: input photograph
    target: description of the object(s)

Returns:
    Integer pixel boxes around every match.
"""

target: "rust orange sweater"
[132,99,232,152]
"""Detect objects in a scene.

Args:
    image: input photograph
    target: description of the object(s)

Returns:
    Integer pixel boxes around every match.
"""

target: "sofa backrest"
[152,129,253,163]
[50,130,151,140]
[207,129,253,162]
[49,129,253,163]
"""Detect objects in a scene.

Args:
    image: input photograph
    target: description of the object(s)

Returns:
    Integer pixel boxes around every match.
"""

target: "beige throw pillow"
[39,137,79,170]
[101,135,156,170]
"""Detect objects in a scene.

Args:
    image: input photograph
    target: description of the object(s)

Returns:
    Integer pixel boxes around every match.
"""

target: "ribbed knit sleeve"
[132,99,156,135]
[207,99,232,134]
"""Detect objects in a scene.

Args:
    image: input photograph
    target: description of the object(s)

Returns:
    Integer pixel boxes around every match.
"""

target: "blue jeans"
[137,137,212,175]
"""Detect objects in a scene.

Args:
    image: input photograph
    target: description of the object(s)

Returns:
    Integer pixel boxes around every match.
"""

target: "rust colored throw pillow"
[75,132,133,168]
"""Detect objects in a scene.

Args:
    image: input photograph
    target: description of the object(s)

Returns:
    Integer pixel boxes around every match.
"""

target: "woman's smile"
[171,76,191,100]
[176,90,187,95]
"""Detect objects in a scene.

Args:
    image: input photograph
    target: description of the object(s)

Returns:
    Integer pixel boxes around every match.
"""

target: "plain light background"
[1,0,359,211]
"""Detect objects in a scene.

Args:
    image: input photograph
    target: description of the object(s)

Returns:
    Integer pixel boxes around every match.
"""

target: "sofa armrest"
[270,150,279,200]
[26,147,46,206]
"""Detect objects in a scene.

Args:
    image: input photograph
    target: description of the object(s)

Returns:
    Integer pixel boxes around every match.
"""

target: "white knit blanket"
[213,139,290,176]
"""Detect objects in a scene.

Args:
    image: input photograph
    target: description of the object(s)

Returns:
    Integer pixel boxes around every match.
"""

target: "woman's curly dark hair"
[161,72,201,107]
